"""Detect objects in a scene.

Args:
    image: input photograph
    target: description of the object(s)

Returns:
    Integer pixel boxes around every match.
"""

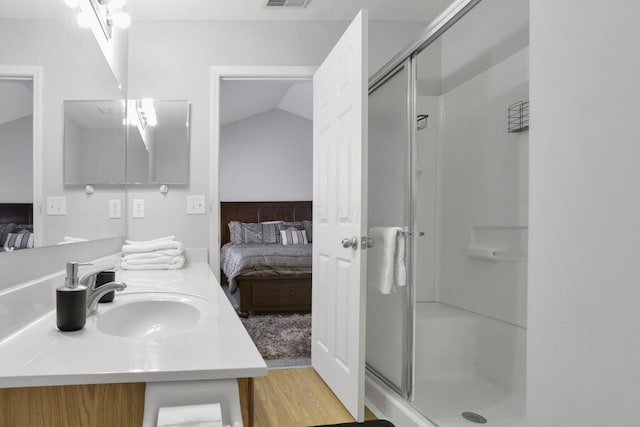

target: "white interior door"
[311,10,368,422]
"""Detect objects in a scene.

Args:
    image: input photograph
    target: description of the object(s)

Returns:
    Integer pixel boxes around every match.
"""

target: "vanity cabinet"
[0,383,145,427]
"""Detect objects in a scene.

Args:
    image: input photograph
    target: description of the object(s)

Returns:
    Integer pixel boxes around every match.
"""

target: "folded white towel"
[126,235,175,245]
[124,256,183,266]
[368,227,406,294]
[122,240,184,254]
[156,403,222,427]
[121,255,185,270]
[123,249,184,261]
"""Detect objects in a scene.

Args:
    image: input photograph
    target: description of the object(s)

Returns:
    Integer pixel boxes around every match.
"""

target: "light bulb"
[76,11,91,28]
[64,0,80,8]
[112,11,131,28]
[147,116,158,127]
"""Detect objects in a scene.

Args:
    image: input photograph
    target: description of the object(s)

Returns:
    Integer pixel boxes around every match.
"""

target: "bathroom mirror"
[64,100,126,185]
[127,99,190,185]
[1,3,127,249]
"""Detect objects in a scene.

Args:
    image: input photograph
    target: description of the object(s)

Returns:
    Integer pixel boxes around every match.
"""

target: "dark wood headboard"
[0,203,33,225]
[220,201,312,246]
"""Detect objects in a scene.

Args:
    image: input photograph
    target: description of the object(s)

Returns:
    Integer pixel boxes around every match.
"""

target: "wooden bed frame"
[0,203,33,225]
[220,201,312,317]
[0,203,34,252]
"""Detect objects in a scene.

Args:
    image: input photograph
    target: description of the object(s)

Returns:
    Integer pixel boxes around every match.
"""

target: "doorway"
[210,66,316,273]
[211,66,315,367]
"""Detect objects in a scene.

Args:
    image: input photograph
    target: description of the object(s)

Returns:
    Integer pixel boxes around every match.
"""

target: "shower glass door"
[366,60,413,397]
[411,0,529,425]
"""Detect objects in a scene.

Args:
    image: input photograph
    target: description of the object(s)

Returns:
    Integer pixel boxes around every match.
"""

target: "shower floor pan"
[413,375,525,426]
[413,303,526,426]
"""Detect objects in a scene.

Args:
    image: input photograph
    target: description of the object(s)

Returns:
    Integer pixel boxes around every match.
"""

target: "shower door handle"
[341,237,359,249]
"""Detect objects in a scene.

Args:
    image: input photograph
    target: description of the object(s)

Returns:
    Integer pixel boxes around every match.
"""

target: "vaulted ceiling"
[220,80,312,126]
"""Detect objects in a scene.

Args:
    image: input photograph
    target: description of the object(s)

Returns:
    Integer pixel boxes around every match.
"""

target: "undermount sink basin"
[96,293,211,339]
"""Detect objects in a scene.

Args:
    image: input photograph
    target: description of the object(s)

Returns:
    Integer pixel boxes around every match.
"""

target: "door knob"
[341,237,358,249]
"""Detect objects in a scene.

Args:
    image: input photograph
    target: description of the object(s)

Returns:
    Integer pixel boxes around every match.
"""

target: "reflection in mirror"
[127,100,190,185]
[0,77,34,252]
[1,7,127,250]
[64,100,126,185]
[126,100,150,184]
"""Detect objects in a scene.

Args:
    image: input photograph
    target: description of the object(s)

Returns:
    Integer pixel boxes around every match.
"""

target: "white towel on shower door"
[368,227,407,294]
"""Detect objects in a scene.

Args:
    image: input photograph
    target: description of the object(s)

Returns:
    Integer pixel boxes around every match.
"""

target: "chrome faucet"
[79,267,114,290]
[87,281,127,315]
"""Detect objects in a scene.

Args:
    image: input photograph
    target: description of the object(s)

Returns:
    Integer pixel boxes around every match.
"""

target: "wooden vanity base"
[0,383,146,427]
[0,380,254,427]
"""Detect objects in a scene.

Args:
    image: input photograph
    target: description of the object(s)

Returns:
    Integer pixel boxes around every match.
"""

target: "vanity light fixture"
[85,185,95,195]
[65,0,131,37]
[96,0,131,29]
[160,185,169,195]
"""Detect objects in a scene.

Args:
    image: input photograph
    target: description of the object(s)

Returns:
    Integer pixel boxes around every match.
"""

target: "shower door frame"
[366,0,485,406]
[366,57,416,400]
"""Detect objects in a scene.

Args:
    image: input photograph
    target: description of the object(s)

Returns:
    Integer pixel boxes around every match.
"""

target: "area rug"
[240,312,311,366]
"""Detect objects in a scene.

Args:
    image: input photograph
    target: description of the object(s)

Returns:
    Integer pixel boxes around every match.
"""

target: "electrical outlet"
[187,195,206,214]
[109,199,122,219]
[46,196,66,215]
[132,199,145,218]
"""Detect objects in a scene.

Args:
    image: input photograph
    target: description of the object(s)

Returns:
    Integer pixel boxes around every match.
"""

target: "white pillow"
[280,229,308,245]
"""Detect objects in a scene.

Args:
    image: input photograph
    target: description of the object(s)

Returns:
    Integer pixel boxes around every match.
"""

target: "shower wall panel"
[436,47,529,327]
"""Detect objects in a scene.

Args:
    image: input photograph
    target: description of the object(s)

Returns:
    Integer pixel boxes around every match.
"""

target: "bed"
[220,201,312,317]
[0,203,34,252]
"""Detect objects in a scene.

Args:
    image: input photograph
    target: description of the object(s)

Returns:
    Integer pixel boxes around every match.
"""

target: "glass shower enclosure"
[366,0,529,425]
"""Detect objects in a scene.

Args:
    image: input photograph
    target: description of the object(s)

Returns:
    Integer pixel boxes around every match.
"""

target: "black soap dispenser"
[56,262,87,331]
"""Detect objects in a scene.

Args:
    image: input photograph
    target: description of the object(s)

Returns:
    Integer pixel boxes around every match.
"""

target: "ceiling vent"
[266,0,311,8]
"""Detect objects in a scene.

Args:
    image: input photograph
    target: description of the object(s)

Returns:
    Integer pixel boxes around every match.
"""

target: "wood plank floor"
[239,367,376,427]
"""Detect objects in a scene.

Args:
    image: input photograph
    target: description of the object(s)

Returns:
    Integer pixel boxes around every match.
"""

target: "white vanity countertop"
[0,262,267,388]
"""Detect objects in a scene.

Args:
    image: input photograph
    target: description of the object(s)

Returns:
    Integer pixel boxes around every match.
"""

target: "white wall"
[0,116,33,202]
[0,19,126,245]
[126,19,427,271]
[220,109,312,202]
[528,1,640,426]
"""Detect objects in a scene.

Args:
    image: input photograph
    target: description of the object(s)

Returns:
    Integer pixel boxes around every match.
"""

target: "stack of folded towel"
[121,236,185,270]
[156,403,225,427]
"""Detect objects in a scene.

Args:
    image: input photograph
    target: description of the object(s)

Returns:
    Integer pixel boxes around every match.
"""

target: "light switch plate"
[187,195,206,214]
[109,199,122,219]
[46,196,66,216]
[132,199,145,218]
